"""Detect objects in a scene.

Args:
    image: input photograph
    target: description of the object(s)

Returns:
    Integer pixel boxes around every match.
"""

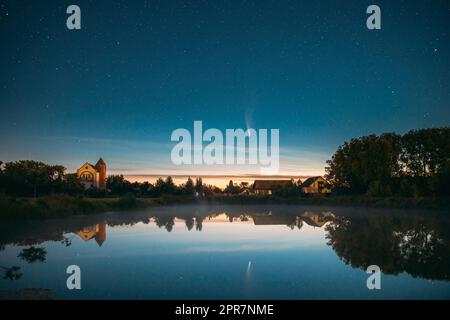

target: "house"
[252,213,293,225]
[77,223,107,247]
[300,211,334,227]
[252,211,335,228]
[252,180,292,195]
[300,176,331,194]
[76,158,107,190]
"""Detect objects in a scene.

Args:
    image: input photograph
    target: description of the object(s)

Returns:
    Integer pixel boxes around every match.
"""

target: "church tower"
[95,223,107,247]
[95,158,107,190]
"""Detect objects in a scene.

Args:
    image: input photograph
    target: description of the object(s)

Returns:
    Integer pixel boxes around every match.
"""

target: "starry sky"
[0,0,449,180]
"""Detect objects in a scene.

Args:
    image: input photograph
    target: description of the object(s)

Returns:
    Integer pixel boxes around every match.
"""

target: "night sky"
[0,0,449,179]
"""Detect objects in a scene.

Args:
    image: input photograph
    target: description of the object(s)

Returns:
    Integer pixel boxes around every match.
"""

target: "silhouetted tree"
[2,160,68,197]
[273,179,299,197]
[326,127,450,196]
[164,176,177,194]
[106,174,132,195]
[195,177,204,196]
[183,177,195,195]
[224,180,240,194]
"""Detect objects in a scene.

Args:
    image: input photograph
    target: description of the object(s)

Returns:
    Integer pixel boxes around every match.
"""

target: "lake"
[1,204,449,299]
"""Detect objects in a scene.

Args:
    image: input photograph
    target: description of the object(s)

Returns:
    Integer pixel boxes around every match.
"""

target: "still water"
[0,204,449,299]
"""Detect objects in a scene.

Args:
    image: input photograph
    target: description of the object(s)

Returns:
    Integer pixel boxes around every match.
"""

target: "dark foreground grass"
[0,194,448,221]
[0,194,148,221]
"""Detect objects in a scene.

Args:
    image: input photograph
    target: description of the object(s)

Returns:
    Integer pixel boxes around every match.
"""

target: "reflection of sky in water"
[1,206,450,300]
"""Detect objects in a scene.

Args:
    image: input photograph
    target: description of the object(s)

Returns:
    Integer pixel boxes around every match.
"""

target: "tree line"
[0,161,237,198]
[0,160,84,197]
[105,175,222,197]
[325,127,450,197]
[2,126,448,199]
[0,159,304,198]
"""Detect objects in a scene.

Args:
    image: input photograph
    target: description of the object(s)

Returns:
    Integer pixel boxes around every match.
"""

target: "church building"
[76,158,107,190]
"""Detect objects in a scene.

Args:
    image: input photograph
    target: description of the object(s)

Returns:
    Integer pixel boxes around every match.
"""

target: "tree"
[326,133,402,195]
[139,181,151,196]
[224,180,240,194]
[0,161,4,194]
[325,127,450,197]
[401,128,450,177]
[164,176,177,194]
[183,177,195,195]
[2,160,68,197]
[273,179,299,197]
[61,173,84,195]
[106,175,132,195]
[195,177,204,195]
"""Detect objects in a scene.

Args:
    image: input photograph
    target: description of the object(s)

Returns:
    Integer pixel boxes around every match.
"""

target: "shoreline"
[0,194,449,221]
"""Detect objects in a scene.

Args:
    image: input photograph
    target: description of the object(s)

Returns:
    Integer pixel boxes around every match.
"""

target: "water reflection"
[0,205,449,285]
[17,246,47,263]
[326,212,450,281]
[0,266,22,281]
[77,223,107,247]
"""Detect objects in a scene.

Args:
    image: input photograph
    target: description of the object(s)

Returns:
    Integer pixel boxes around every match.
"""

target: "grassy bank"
[1,194,448,221]
[0,194,149,221]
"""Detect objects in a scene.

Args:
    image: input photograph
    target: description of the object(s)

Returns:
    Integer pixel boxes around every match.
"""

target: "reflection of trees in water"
[17,246,47,263]
[152,214,204,232]
[61,236,73,247]
[0,265,23,280]
[154,216,175,232]
[3,205,448,282]
[288,217,304,230]
[185,217,195,231]
[1,245,46,282]
[326,214,450,281]
[195,217,203,231]
[239,214,249,222]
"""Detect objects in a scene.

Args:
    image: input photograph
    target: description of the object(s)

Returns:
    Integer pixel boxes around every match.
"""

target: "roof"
[78,162,96,170]
[252,215,292,225]
[301,212,328,227]
[95,158,106,167]
[301,176,324,188]
[253,180,292,190]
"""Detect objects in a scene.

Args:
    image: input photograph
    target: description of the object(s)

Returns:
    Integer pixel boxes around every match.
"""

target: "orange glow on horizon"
[122,174,313,188]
